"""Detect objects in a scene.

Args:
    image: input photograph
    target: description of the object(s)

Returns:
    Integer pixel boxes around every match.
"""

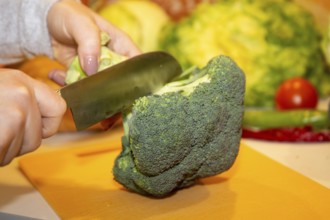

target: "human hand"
[0,69,66,166]
[47,0,141,85]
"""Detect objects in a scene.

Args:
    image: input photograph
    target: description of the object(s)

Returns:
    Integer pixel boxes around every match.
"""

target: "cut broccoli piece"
[113,55,245,197]
[65,32,127,85]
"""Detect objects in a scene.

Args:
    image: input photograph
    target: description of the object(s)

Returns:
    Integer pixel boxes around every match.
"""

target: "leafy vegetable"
[322,16,330,65]
[113,55,245,197]
[159,0,330,107]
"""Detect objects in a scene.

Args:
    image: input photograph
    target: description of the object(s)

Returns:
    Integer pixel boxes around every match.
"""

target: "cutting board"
[19,130,330,220]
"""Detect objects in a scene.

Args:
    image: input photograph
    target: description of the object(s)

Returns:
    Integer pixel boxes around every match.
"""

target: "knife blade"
[59,51,182,130]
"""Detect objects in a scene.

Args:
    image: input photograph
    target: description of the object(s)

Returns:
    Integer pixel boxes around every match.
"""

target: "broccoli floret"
[113,55,245,197]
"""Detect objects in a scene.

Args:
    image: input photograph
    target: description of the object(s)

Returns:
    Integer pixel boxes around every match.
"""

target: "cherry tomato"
[275,77,318,110]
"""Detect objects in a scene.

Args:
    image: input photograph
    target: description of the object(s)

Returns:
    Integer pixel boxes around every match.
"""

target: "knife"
[59,51,182,130]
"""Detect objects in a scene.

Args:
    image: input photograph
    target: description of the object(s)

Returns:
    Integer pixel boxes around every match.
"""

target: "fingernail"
[83,55,98,76]
[49,69,66,86]
[49,69,64,79]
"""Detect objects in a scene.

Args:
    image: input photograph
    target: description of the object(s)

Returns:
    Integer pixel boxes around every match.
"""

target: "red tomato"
[275,77,318,110]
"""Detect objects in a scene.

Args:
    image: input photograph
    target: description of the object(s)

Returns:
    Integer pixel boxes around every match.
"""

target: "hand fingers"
[49,69,67,86]
[62,3,102,75]
[48,0,141,77]
[4,100,42,160]
[48,1,101,75]
[0,123,23,166]
[72,20,101,76]
[0,118,23,166]
[0,68,66,166]
[19,84,43,155]
[70,6,141,58]
[0,73,42,165]
[95,15,141,57]
[32,80,67,138]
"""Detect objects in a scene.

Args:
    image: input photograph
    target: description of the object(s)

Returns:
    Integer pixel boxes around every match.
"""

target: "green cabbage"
[159,0,330,107]
[322,16,330,65]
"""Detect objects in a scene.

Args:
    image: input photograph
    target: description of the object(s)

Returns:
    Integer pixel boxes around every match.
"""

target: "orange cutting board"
[19,131,330,220]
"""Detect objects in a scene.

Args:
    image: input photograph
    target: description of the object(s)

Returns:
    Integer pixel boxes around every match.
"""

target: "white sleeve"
[0,0,58,64]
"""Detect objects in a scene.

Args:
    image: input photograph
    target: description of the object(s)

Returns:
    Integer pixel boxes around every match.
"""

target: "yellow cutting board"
[19,131,330,220]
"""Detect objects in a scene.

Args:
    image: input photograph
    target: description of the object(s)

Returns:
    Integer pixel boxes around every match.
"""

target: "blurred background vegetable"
[243,109,329,130]
[99,0,169,52]
[158,0,330,107]
[321,17,330,65]
[275,77,318,110]
[242,126,330,142]
[152,0,215,21]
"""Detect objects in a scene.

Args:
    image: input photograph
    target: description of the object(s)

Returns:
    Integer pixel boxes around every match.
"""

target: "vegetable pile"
[242,109,330,142]
[242,77,330,142]
[158,0,330,107]
[142,0,330,142]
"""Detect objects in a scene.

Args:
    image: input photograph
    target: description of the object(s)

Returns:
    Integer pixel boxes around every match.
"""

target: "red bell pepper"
[242,126,330,142]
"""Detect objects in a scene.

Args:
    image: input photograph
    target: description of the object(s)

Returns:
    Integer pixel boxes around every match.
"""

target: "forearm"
[0,0,58,64]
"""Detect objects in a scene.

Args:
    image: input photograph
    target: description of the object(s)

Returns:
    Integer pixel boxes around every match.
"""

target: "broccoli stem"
[156,66,210,95]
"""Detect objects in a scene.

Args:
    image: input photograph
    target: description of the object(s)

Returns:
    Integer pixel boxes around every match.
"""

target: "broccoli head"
[113,55,245,197]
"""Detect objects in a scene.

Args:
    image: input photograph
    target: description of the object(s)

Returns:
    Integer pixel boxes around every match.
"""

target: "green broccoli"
[113,55,245,197]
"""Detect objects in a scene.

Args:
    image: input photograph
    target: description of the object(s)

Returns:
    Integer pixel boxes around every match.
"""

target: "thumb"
[32,80,67,138]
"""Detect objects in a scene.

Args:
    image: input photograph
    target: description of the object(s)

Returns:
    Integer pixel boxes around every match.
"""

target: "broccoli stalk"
[113,55,246,197]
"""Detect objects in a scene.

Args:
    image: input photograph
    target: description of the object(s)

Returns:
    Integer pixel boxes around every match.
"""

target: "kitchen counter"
[0,127,329,220]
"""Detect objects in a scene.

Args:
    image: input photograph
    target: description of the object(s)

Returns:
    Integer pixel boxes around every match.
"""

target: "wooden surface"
[18,129,330,220]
